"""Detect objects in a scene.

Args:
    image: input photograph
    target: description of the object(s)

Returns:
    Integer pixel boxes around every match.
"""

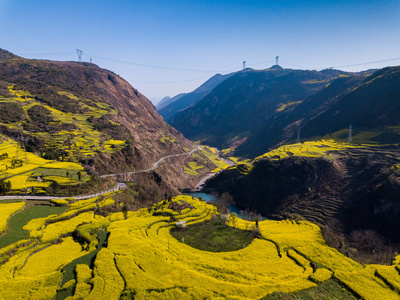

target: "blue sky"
[1,0,400,102]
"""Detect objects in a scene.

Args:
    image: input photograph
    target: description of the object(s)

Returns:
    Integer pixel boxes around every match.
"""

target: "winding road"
[0,146,202,201]
[99,145,201,178]
[193,147,234,191]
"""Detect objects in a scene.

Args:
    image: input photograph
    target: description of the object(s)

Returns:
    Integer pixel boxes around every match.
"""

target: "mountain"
[155,93,186,111]
[236,66,400,157]
[169,67,350,150]
[0,49,200,190]
[157,72,235,122]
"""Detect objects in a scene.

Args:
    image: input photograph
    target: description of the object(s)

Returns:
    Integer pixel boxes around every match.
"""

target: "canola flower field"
[0,138,87,192]
[228,139,359,175]
[0,195,399,299]
[2,86,127,161]
[182,145,230,177]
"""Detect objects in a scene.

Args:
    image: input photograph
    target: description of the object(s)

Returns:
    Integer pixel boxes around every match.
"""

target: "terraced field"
[221,140,396,225]
[0,195,399,299]
[1,86,127,162]
[0,138,88,193]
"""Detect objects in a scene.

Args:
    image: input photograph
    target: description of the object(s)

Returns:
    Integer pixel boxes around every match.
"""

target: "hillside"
[207,140,400,262]
[169,67,349,150]
[237,66,400,157]
[157,72,234,122]
[0,49,217,192]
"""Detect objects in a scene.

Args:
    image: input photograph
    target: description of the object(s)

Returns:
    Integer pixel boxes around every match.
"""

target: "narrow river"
[184,192,248,219]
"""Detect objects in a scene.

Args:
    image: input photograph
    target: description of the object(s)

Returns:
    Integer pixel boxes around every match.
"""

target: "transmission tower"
[243,61,246,69]
[276,56,279,65]
[347,125,353,143]
[297,127,301,144]
[76,49,83,62]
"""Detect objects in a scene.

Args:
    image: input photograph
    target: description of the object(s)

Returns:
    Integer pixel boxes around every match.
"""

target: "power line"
[279,60,308,69]
[246,60,275,67]
[15,50,400,75]
[17,52,74,56]
[82,53,223,73]
[281,57,400,71]
[131,76,216,84]
[329,57,400,69]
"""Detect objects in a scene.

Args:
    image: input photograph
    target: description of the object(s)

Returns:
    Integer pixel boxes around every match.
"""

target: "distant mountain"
[157,72,235,122]
[169,67,350,151]
[236,66,400,157]
[155,93,186,111]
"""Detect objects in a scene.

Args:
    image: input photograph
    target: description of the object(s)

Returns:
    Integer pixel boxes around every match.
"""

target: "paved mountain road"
[99,145,201,178]
[0,146,201,201]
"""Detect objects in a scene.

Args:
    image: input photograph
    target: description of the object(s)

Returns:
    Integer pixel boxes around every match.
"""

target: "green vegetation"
[170,215,254,252]
[56,230,108,299]
[262,278,358,300]
[0,205,66,248]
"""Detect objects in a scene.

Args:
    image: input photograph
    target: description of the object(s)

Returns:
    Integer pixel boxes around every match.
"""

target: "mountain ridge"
[157,72,235,122]
[169,67,352,151]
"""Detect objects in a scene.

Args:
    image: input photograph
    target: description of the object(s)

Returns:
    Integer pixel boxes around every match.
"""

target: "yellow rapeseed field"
[0,195,399,299]
[16,236,88,277]
[0,201,25,233]
[255,139,357,161]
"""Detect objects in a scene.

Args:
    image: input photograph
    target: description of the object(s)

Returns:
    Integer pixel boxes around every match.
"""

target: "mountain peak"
[0,49,20,61]
[268,64,283,70]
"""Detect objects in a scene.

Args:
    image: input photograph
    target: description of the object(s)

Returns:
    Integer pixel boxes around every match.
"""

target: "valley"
[1,48,400,299]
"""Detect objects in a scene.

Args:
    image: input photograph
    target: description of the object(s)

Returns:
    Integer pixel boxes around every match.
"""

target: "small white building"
[176,221,186,228]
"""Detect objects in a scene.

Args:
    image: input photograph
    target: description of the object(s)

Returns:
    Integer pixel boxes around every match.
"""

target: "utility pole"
[76,49,83,62]
[276,56,279,66]
[243,61,246,69]
[347,125,353,143]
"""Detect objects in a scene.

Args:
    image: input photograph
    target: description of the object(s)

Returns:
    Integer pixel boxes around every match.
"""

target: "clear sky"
[1,0,400,103]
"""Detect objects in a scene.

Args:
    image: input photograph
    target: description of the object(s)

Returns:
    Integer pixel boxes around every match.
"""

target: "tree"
[122,204,128,220]
[230,212,238,228]
[215,192,234,214]
[0,180,12,193]
[77,171,82,181]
